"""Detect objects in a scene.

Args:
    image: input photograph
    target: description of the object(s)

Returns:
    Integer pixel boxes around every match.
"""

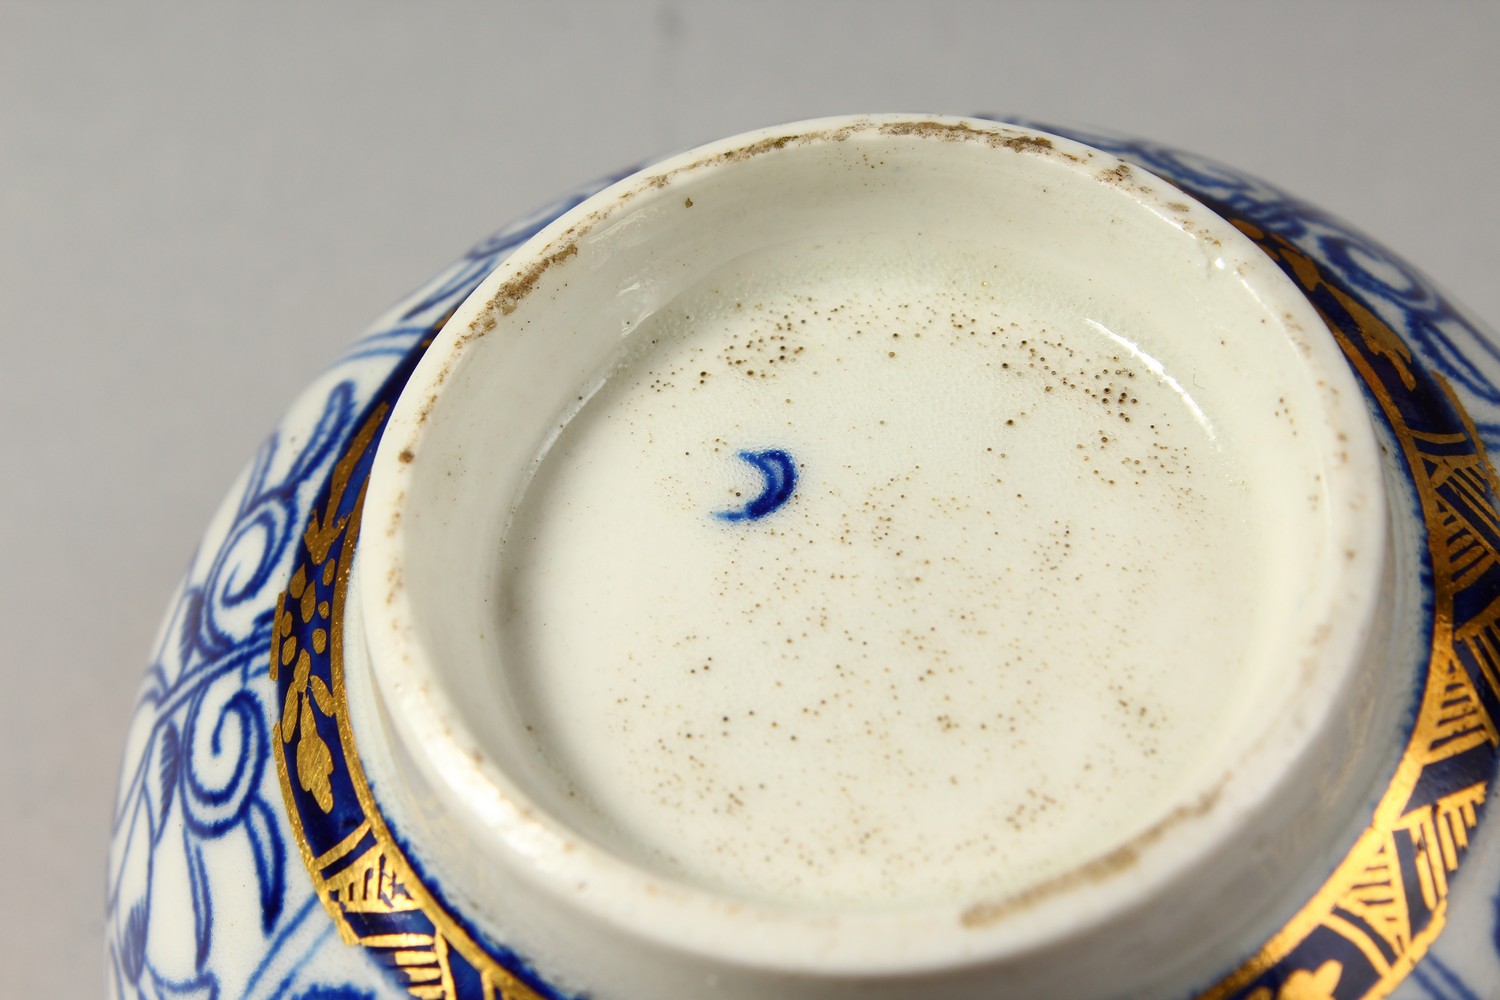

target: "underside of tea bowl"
[356,115,1389,998]
[107,115,1500,1000]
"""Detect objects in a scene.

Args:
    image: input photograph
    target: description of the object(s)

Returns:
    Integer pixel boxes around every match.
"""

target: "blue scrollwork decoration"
[105,178,618,1000]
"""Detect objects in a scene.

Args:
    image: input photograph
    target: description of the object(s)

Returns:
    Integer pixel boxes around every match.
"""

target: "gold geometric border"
[269,401,545,1000]
[1201,223,1500,999]
[267,226,1500,1000]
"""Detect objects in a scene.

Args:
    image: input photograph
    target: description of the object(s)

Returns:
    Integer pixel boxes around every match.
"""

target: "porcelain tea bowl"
[107,115,1500,1000]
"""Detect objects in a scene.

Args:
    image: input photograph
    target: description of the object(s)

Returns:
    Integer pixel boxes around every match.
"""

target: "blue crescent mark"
[714,449,797,522]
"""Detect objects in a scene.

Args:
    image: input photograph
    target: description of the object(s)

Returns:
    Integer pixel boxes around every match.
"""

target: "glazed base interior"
[370,122,1381,929]
[503,232,1274,908]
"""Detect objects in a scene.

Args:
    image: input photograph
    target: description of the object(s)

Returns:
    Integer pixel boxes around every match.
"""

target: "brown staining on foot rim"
[959,782,1224,928]
[878,120,1066,158]
[467,120,1072,340]
[477,242,581,331]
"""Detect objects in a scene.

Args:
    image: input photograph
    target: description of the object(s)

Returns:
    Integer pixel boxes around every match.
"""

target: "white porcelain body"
[107,117,1500,1000]
[359,116,1388,999]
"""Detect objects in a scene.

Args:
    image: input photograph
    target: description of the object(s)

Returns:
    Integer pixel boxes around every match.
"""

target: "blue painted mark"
[714,449,797,522]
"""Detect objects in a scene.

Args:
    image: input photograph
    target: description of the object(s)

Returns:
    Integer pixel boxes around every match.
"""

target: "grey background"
[3,2,1496,995]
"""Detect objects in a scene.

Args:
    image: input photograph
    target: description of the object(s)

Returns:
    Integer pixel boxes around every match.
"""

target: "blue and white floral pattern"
[104,174,627,1000]
[106,121,1500,999]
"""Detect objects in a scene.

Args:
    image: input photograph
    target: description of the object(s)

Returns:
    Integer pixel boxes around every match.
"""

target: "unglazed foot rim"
[356,115,1386,981]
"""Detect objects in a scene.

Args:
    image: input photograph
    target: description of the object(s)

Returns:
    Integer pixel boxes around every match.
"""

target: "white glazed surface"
[22,9,1492,999]
[504,233,1320,909]
[354,117,1386,997]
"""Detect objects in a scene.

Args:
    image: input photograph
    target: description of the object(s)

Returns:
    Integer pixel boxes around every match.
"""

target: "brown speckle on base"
[959,782,1225,928]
